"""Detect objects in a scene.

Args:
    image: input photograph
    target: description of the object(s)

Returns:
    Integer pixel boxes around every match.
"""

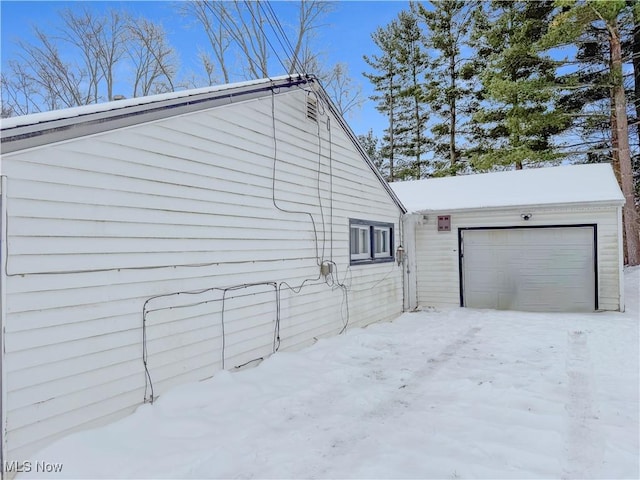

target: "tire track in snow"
[367,325,482,415]
[316,325,482,476]
[411,325,482,380]
[563,330,602,479]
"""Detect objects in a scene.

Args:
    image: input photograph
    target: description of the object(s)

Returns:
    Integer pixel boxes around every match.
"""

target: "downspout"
[399,212,405,311]
[402,214,419,311]
[617,205,625,312]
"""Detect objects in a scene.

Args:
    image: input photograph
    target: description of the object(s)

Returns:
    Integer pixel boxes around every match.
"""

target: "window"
[349,219,394,264]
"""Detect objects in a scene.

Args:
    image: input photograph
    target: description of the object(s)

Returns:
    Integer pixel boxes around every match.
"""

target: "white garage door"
[461,226,596,312]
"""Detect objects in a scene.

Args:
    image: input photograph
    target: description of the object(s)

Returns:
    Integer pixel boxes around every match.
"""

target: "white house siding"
[413,204,622,311]
[0,87,403,463]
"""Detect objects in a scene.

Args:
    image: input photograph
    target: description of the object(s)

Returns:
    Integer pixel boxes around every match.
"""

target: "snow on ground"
[22,268,639,479]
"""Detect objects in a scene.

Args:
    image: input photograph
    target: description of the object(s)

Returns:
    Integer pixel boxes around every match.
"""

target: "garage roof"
[390,163,625,213]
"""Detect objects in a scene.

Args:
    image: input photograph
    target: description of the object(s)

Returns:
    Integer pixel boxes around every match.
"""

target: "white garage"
[392,164,626,312]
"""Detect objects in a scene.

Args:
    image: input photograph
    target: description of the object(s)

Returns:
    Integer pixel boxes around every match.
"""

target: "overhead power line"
[260,0,305,74]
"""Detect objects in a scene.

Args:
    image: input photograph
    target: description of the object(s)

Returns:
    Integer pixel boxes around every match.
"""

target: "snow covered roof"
[0,74,316,156]
[0,74,302,130]
[390,163,625,213]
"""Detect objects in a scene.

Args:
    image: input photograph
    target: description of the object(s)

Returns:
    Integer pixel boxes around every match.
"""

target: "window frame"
[349,219,395,265]
[350,223,371,261]
[373,225,392,258]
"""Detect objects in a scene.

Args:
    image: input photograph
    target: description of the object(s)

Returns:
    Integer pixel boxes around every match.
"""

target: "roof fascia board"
[410,199,625,215]
[1,76,308,154]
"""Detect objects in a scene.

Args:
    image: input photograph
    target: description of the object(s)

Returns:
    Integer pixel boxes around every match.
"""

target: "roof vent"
[306,95,318,122]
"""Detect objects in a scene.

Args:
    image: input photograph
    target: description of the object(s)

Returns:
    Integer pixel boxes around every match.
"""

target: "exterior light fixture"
[521,213,532,221]
[396,245,405,265]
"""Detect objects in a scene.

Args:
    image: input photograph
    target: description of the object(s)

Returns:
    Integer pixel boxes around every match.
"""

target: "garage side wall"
[413,206,622,311]
[0,88,403,465]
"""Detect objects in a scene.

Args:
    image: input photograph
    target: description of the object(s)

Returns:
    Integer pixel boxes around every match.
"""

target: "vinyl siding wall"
[412,205,622,311]
[1,88,403,463]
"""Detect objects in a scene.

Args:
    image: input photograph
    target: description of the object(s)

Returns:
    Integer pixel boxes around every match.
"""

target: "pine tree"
[357,130,387,179]
[394,9,431,179]
[538,0,639,265]
[364,20,403,182]
[470,1,571,171]
[416,0,479,176]
[550,25,614,165]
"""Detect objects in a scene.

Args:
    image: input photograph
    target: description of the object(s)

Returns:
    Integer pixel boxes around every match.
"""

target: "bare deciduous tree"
[127,17,179,96]
[19,27,87,109]
[186,1,270,79]
[216,1,270,78]
[183,2,231,83]
[1,5,185,115]
[198,50,218,86]
[57,7,127,102]
[58,8,102,103]
[1,61,41,116]
[287,0,333,74]
[184,1,333,80]
[318,62,363,118]
[97,9,127,101]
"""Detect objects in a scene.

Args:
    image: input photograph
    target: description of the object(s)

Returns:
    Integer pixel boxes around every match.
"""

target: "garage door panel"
[462,227,595,312]
[466,291,500,309]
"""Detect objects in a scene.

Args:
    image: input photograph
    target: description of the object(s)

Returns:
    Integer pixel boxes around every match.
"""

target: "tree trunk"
[389,89,395,182]
[610,43,621,186]
[610,106,622,182]
[633,2,640,148]
[610,24,640,265]
[449,47,457,174]
[414,66,421,179]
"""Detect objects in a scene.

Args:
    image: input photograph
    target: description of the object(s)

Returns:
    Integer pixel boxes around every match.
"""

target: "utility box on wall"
[437,215,451,232]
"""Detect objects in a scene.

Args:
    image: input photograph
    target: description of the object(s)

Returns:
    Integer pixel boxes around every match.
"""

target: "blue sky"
[1,0,410,137]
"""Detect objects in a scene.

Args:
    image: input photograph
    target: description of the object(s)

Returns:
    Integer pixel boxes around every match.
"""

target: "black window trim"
[349,218,395,265]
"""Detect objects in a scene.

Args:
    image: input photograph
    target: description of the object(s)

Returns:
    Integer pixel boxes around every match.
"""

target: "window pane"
[360,229,369,253]
[373,227,390,257]
[350,228,358,254]
[351,225,370,258]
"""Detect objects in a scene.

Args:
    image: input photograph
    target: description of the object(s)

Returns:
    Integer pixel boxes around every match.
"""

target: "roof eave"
[1,75,312,154]
[407,199,625,215]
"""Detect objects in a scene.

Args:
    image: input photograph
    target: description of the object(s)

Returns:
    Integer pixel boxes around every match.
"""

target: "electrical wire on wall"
[314,92,328,263]
[142,281,278,404]
[143,86,350,404]
[321,260,350,334]
[270,87,322,267]
[328,115,334,263]
[269,82,354,336]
